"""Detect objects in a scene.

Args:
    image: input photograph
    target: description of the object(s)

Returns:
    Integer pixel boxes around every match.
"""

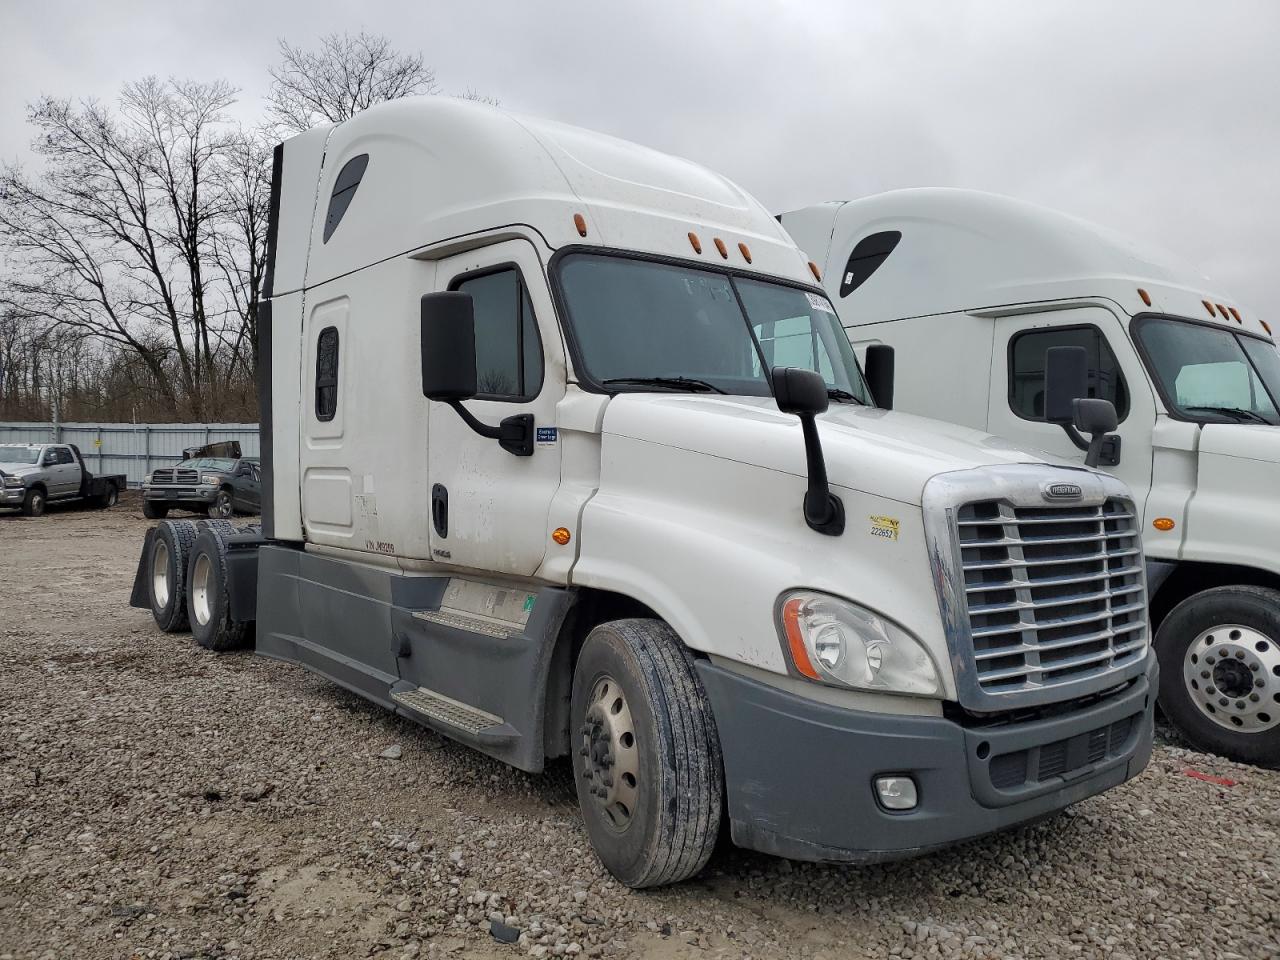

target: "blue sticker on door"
[536,427,558,444]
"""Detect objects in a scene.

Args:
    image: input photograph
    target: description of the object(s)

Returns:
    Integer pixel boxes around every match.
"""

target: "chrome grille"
[151,468,199,485]
[956,498,1146,697]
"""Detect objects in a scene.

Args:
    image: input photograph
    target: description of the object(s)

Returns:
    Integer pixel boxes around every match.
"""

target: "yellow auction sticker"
[869,515,900,541]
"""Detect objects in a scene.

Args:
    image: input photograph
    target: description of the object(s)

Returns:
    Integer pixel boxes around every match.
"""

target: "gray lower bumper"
[1,487,24,504]
[696,650,1157,863]
[144,487,216,503]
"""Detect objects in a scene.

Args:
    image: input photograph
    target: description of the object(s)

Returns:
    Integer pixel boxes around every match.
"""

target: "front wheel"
[208,489,234,519]
[143,501,169,520]
[571,619,723,888]
[1156,585,1280,768]
[21,489,46,517]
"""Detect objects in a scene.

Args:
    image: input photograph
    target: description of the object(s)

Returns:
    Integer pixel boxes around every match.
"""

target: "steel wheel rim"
[32,493,43,512]
[215,494,232,518]
[579,675,640,830]
[1183,623,1280,733]
[152,540,171,608]
[191,552,214,627]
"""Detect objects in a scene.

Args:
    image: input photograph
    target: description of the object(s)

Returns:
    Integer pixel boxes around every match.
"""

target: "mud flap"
[129,527,157,609]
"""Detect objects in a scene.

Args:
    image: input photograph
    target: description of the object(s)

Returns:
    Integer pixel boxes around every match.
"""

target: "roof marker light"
[688,232,702,254]
[573,213,587,238]
[808,261,822,282]
[738,242,752,264]
[1229,307,1242,324]
[1203,300,1216,317]
[1216,303,1230,320]
[713,237,728,259]
[1137,288,1152,307]
[1262,320,1273,336]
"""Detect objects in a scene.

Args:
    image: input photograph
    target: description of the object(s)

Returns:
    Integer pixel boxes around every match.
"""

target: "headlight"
[200,474,221,485]
[2,476,23,488]
[778,591,941,696]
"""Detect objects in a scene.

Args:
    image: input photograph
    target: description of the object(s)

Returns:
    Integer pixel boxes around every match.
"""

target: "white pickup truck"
[0,442,125,516]
[783,188,1280,767]
[131,101,1156,886]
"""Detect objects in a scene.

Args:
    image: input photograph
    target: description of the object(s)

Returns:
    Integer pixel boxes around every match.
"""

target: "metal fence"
[0,422,260,488]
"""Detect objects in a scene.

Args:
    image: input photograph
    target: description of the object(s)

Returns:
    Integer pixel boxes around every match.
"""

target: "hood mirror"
[772,367,844,536]
[1044,346,1122,468]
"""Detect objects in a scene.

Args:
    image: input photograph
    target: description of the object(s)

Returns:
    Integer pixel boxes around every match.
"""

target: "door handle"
[431,484,449,538]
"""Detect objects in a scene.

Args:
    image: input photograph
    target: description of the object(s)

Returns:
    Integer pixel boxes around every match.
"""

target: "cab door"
[987,307,1157,510]
[426,239,566,577]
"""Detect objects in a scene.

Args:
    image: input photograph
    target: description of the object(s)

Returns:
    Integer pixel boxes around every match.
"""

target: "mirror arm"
[798,415,845,536]
[1057,422,1090,452]
[445,401,535,457]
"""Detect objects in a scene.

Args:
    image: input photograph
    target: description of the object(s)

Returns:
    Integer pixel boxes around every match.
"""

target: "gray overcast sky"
[2,1,1277,316]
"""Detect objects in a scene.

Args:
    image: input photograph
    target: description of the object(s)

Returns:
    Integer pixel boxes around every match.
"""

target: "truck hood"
[1198,423,1280,463]
[0,465,38,478]
[601,394,1070,505]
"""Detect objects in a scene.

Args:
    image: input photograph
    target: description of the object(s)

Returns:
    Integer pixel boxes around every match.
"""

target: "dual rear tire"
[146,519,251,651]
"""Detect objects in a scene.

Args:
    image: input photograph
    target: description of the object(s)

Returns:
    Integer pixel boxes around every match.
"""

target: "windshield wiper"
[826,388,865,405]
[1183,405,1274,424]
[602,376,728,395]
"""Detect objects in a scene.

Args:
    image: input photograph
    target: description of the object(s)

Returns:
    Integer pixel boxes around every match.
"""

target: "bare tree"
[267,32,439,135]
[0,78,259,419]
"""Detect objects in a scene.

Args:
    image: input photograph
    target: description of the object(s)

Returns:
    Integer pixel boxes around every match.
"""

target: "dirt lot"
[1,499,1278,960]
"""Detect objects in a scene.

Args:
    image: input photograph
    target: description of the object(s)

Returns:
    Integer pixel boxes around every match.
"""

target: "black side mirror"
[421,292,478,401]
[864,344,895,410]
[1043,345,1121,468]
[420,292,533,456]
[1044,346,1088,424]
[771,367,844,536]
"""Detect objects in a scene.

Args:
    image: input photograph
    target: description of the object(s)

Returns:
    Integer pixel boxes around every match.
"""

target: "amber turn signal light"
[552,527,571,545]
[780,597,821,681]
[1153,518,1176,532]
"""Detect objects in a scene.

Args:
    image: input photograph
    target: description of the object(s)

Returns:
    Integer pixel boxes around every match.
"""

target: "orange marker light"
[1216,303,1230,320]
[573,213,587,238]
[1262,320,1273,336]
[808,261,822,281]
[552,527,572,545]
[1153,517,1176,532]
[1229,307,1242,322]
[1203,300,1217,317]
[780,597,820,681]
[738,242,752,264]
[1137,288,1152,307]
[688,232,702,254]
[713,237,728,259]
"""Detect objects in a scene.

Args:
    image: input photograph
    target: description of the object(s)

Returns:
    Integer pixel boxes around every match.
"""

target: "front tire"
[148,520,198,632]
[1156,585,1280,768]
[571,619,723,888]
[208,489,235,519]
[186,528,251,652]
[143,501,169,520]
[21,488,46,517]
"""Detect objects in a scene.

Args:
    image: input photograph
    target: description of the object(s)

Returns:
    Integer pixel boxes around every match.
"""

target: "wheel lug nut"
[1236,701,1246,709]
[1251,663,1261,672]
[1250,693,1260,702]
[1235,651,1246,660]
[1201,671,1210,680]
[1207,657,1216,665]
[1219,698,1229,707]
[1207,686,1217,695]
[1219,648,1228,657]
[1257,679,1266,688]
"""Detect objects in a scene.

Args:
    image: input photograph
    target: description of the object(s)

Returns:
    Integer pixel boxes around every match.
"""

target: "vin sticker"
[869,515,900,542]
[536,427,558,444]
[806,292,835,314]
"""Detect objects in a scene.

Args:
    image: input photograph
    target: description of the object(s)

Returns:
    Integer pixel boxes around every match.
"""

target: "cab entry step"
[390,683,513,739]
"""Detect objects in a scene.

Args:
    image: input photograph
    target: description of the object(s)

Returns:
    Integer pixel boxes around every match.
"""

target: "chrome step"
[391,685,504,735]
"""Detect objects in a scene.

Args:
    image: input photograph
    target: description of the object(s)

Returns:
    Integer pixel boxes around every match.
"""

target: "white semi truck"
[132,102,1157,886]
[783,188,1280,767]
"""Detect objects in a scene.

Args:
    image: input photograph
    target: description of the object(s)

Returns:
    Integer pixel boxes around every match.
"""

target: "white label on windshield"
[806,292,834,314]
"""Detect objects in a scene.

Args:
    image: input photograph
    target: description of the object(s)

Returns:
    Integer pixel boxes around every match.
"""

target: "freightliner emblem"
[1043,482,1084,501]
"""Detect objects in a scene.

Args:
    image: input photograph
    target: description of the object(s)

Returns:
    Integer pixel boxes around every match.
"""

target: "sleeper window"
[452,269,543,401]
[1009,326,1129,422]
[315,326,340,421]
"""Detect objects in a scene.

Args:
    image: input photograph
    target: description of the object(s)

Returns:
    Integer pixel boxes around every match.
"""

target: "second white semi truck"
[132,102,1156,886]
[783,188,1280,767]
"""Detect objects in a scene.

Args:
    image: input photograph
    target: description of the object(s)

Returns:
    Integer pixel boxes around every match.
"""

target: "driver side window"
[1009,325,1130,422]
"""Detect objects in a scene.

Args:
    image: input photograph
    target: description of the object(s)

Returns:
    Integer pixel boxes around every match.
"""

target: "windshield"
[556,253,872,402]
[0,445,41,465]
[1135,316,1280,425]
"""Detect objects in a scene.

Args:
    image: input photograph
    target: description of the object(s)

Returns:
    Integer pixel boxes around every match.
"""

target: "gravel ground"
[2,500,1278,960]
